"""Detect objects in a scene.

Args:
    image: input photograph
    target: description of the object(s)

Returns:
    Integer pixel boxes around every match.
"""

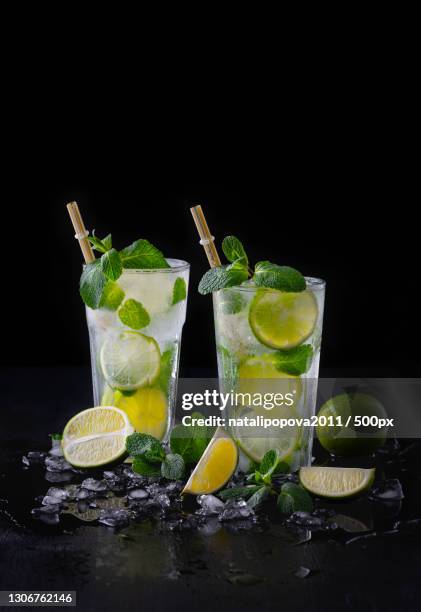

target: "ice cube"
[198,517,222,536]
[45,456,73,473]
[31,504,61,525]
[99,508,131,528]
[286,510,337,532]
[49,438,63,457]
[294,566,311,579]
[155,493,171,508]
[22,456,30,466]
[369,479,404,501]
[81,478,109,492]
[26,451,47,464]
[42,486,72,505]
[118,271,175,317]
[197,495,225,516]
[218,499,255,521]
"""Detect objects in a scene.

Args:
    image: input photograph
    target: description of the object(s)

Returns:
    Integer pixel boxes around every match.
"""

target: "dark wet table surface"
[1,368,421,612]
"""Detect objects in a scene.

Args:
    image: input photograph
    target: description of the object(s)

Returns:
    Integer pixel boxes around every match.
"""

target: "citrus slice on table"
[101,386,168,440]
[62,406,134,468]
[100,331,161,391]
[299,466,376,499]
[182,429,238,495]
[249,289,318,349]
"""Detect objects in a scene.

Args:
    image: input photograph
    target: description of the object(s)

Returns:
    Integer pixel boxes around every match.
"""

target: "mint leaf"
[259,449,281,483]
[118,299,150,329]
[158,348,175,395]
[222,236,248,265]
[277,482,313,515]
[198,260,248,295]
[88,231,110,254]
[218,485,262,501]
[275,345,313,376]
[169,412,211,464]
[220,289,246,314]
[120,239,169,269]
[247,485,270,508]
[254,261,306,292]
[132,455,162,476]
[101,248,122,281]
[50,433,62,440]
[172,277,187,305]
[126,433,165,463]
[80,260,107,309]
[99,281,125,311]
[102,234,112,251]
[161,453,185,480]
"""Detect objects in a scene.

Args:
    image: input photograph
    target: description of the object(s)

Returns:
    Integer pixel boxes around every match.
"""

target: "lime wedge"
[101,386,168,440]
[62,406,134,468]
[100,331,161,391]
[299,466,375,499]
[249,289,318,349]
[182,429,238,495]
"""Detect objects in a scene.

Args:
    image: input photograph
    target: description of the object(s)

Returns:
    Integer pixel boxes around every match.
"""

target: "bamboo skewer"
[190,205,221,268]
[66,201,95,264]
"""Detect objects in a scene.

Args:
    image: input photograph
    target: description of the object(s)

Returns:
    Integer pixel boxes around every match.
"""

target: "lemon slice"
[101,386,168,440]
[299,466,376,499]
[62,406,134,468]
[249,289,318,349]
[237,353,303,398]
[100,331,161,391]
[182,429,238,495]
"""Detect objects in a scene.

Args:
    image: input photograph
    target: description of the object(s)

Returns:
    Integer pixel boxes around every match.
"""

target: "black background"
[4,147,419,376]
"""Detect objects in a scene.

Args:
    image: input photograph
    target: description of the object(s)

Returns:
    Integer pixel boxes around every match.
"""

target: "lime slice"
[249,289,318,349]
[100,331,161,391]
[182,428,238,495]
[237,353,303,398]
[62,406,134,468]
[299,466,375,499]
[101,386,168,440]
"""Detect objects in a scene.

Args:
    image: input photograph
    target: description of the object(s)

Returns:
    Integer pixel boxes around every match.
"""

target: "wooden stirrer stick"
[66,201,95,264]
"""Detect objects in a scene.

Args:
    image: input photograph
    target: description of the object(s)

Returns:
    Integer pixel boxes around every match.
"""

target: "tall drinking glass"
[213,278,325,471]
[86,259,190,442]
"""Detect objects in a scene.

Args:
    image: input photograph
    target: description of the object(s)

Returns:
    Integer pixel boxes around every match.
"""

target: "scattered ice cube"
[218,499,255,521]
[31,504,61,525]
[197,495,225,516]
[155,493,171,508]
[76,488,95,500]
[287,511,337,532]
[99,508,131,528]
[45,471,75,484]
[45,456,73,473]
[27,451,47,464]
[81,478,109,492]
[128,489,149,500]
[197,517,222,536]
[369,479,404,501]
[49,438,63,457]
[22,456,30,466]
[42,486,72,505]
[294,566,311,579]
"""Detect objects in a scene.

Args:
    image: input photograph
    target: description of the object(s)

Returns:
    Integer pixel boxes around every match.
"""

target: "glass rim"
[220,276,326,293]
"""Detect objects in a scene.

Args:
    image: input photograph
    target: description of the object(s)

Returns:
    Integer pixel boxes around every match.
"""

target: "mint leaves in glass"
[81,233,189,443]
[199,235,325,472]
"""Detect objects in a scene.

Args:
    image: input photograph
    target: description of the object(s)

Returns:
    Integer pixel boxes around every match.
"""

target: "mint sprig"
[170,411,213,464]
[118,299,150,329]
[277,482,313,514]
[80,260,108,309]
[120,239,169,269]
[126,432,185,480]
[88,232,112,254]
[197,235,306,295]
[274,345,313,376]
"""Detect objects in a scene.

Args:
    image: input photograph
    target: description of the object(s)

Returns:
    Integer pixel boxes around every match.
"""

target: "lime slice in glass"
[299,466,375,499]
[62,406,134,468]
[249,289,318,349]
[100,331,161,391]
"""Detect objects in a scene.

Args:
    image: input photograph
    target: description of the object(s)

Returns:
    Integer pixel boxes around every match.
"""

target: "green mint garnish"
[158,348,175,395]
[220,290,246,314]
[274,345,313,376]
[247,485,270,508]
[170,412,212,465]
[198,260,248,295]
[257,449,281,484]
[118,299,150,329]
[253,261,306,292]
[99,281,125,311]
[132,455,162,476]
[172,277,187,305]
[126,433,165,463]
[222,235,248,265]
[88,232,112,254]
[101,248,122,282]
[161,453,185,480]
[50,433,63,440]
[218,485,263,501]
[120,239,169,269]
[79,260,108,309]
[277,482,313,514]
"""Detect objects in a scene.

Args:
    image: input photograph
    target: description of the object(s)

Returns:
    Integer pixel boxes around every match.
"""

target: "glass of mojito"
[80,235,189,443]
[213,279,325,470]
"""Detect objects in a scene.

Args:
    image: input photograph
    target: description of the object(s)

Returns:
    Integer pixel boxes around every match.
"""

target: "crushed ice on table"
[45,456,73,473]
[197,495,225,516]
[23,451,47,465]
[31,504,61,525]
[218,499,255,522]
[42,485,77,506]
[81,478,109,492]
[369,479,404,501]
[99,508,131,528]
[128,488,149,500]
[49,438,63,457]
[286,510,338,532]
